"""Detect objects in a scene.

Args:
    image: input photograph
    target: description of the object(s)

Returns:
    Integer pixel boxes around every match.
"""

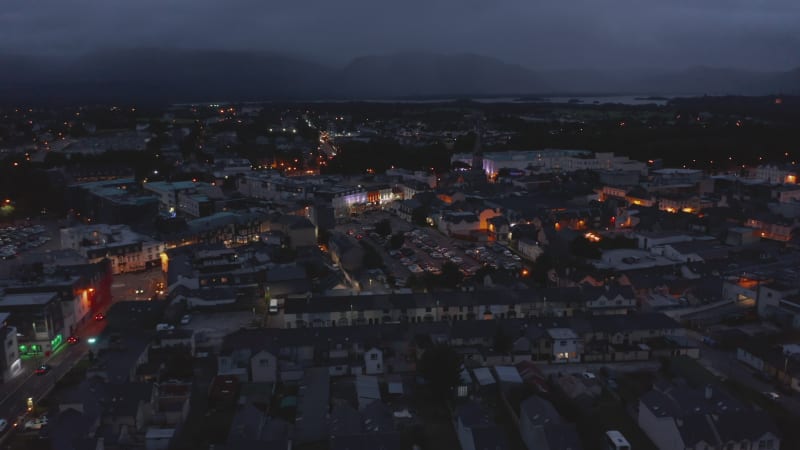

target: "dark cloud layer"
[2,0,799,70]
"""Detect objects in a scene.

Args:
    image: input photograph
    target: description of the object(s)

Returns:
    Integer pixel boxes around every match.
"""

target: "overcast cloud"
[2,0,799,70]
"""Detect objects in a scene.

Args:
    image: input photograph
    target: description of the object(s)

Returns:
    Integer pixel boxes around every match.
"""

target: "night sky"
[2,0,799,70]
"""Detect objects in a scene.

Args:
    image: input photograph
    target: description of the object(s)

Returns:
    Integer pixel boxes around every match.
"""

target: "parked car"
[0,419,8,433]
[35,364,51,375]
[24,416,48,430]
[763,391,780,401]
[180,314,192,325]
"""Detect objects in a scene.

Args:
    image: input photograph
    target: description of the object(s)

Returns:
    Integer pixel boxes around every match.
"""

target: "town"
[0,96,798,450]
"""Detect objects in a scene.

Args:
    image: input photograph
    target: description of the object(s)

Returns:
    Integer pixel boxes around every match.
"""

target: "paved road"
[0,307,109,441]
[687,330,800,416]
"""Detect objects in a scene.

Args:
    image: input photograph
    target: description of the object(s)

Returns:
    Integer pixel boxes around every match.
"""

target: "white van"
[268,299,279,314]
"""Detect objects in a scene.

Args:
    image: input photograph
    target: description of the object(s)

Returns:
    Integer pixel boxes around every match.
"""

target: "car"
[135,288,145,295]
[93,313,105,321]
[582,371,597,380]
[180,314,192,325]
[24,416,48,430]
[431,252,444,259]
[763,391,780,401]
[67,336,79,345]
[450,256,463,264]
[0,419,8,433]
[35,364,51,375]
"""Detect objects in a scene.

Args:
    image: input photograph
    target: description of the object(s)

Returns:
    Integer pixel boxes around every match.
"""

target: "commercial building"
[60,224,164,274]
[451,150,646,178]
[0,291,65,356]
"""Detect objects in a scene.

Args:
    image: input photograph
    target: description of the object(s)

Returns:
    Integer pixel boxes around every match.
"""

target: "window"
[259,359,270,367]
[370,353,378,360]
[425,307,432,313]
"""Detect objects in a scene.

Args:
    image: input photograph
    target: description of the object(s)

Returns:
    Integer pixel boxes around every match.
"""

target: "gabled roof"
[587,313,681,334]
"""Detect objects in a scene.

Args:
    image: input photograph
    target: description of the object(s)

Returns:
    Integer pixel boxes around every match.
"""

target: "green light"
[19,345,27,353]
[50,334,63,350]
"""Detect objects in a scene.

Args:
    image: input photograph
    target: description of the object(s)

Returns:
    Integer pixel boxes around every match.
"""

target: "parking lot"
[336,211,526,288]
[0,224,53,259]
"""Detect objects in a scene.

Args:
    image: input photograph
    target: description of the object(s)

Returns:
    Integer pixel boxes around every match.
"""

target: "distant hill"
[0,49,334,104]
[0,49,798,104]
[334,52,550,98]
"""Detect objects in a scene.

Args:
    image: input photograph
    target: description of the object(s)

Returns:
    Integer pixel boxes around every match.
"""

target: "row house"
[745,215,796,242]
[280,288,589,329]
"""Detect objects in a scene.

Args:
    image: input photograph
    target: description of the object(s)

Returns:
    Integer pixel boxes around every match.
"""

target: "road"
[0,303,111,443]
[111,269,166,301]
[687,330,800,416]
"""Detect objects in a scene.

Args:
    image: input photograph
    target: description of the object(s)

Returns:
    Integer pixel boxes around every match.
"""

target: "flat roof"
[145,428,175,439]
[494,366,523,384]
[472,367,496,386]
[0,291,59,307]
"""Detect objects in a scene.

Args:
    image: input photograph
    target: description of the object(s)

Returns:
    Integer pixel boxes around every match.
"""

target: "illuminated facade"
[451,150,647,178]
[0,291,65,356]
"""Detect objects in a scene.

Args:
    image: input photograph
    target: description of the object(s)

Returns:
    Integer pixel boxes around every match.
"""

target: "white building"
[251,350,278,383]
[60,224,164,274]
[451,150,647,177]
[363,347,384,375]
[547,328,581,363]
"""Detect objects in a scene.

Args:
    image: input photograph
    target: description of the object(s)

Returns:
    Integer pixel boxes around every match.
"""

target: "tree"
[361,242,383,269]
[417,344,462,400]
[439,261,463,288]
[389,233,405,250]
[493,325,513,354]
[375,219,392,237]
[569,236,601,260]
[411,207,429,227]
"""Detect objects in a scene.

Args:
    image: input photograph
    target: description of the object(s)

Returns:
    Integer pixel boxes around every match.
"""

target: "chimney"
[705,385,712,400]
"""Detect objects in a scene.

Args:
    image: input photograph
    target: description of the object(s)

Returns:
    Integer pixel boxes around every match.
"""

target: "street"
[686,330,800,416]
[0,315,107,444]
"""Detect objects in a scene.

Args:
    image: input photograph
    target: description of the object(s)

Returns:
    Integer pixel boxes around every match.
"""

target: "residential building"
[638,383,780,450]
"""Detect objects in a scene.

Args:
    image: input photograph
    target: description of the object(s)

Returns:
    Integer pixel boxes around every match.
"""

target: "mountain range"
[0,49,798,104]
